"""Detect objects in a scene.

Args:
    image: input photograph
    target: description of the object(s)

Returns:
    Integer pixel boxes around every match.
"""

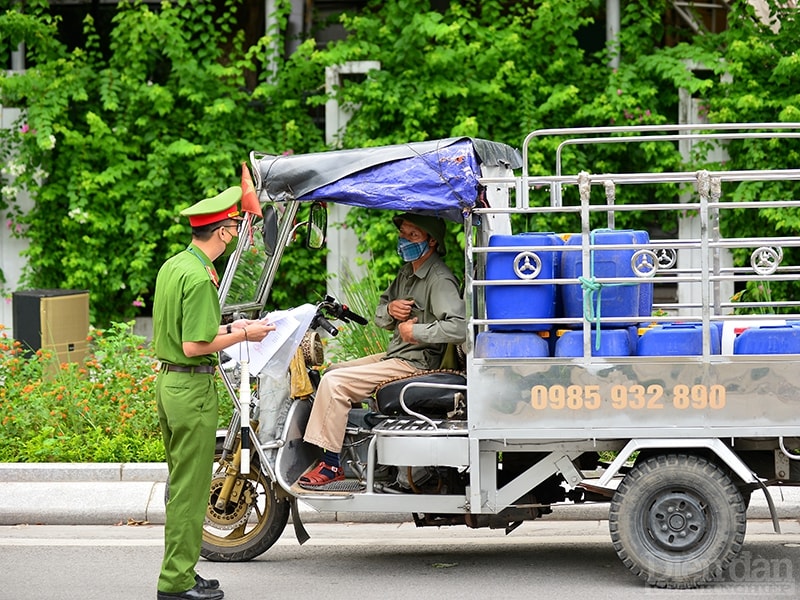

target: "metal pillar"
[606,0,620,69]
[324,61,380,302]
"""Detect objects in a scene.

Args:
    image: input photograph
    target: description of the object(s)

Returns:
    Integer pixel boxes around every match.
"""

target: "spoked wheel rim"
[203,464,272,547]
[200,443,290,561]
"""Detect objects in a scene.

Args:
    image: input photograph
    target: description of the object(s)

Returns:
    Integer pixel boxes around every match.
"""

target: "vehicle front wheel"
[609,453,747,588]
[200,440,290,562]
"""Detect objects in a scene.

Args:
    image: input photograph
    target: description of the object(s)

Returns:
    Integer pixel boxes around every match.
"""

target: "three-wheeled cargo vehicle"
[202,123,800,588]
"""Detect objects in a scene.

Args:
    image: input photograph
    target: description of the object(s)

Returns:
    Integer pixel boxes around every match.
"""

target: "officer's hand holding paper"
[226,304,317,373]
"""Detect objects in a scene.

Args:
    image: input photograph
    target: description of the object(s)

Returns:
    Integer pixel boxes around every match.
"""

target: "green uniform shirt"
[374,253,466,370]
[152,244,220,366]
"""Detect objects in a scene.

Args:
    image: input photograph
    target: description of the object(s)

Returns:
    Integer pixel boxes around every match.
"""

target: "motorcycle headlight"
[301,331,324,367]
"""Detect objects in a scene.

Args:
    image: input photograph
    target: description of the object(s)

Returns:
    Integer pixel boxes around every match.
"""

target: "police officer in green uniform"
[153,186,275,600]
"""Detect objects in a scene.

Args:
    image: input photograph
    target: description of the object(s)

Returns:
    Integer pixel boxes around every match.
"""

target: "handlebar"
[311,295,369,336]
[315,314,339,337]
[340,305,368,326]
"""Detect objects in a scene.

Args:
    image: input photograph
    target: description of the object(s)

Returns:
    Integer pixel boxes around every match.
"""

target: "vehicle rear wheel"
[609,453,746,588]
[200,439,290,562]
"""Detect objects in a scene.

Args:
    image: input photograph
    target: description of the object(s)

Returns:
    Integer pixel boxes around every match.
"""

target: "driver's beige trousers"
[303,353,417,453]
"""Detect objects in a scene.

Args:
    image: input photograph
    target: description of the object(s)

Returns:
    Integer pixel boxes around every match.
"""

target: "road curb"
[0,462,168,483]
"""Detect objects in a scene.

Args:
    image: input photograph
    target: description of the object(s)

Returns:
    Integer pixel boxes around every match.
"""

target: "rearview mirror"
[262,206,278,256]
[307,202,327,250]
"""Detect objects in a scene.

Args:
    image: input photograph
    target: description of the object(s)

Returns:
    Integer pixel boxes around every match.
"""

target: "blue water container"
[554,328,632,357]
[475,331,550,358]
[559,229,648,328]
[734,325,800,355]
[637,323,721,356]
[633,230,653,319]
[627,324,640,356]
[485,233,562,332]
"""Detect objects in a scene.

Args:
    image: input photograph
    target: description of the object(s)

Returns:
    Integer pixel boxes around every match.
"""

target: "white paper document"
[226,303,317,374]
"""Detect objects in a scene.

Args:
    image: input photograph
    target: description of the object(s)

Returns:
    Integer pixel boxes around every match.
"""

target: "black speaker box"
[12,289,90,363]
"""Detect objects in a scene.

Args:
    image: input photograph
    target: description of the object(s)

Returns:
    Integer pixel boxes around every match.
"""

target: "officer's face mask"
[397,236,430,262]
[220,223,240,258]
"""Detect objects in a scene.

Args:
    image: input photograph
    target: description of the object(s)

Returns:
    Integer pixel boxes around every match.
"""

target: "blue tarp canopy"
[251,137,522,221]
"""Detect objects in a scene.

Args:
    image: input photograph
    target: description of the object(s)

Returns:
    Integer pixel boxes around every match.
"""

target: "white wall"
[0,105,32,337]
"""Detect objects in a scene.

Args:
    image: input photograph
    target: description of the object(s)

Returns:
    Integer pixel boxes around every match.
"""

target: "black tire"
[609,453,747,589]
[200,440,290,562]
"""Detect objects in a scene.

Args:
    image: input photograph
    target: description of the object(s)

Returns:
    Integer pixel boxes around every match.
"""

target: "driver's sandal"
[299,462,345,488]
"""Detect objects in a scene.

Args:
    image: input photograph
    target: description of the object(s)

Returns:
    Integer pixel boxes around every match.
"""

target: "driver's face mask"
[397,237,430,262]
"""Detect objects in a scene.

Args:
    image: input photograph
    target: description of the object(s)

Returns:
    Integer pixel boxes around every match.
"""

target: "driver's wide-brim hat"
[181,186,243,227]
[393,212,446,256]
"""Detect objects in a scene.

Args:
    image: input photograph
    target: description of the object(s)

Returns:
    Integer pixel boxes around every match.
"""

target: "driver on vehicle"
[298,213,466,487]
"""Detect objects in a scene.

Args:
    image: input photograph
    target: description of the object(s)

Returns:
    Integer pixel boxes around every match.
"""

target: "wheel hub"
[647,492,707,551]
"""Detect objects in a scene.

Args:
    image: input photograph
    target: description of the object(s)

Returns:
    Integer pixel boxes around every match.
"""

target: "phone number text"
[529,384,726,411]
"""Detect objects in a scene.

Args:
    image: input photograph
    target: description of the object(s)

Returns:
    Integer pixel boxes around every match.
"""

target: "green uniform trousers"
[156,370,218,593]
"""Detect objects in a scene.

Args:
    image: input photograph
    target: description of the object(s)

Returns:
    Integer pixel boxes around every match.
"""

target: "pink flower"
[20,124,29,134]
[616,89,623,96]
[132,299,145,308]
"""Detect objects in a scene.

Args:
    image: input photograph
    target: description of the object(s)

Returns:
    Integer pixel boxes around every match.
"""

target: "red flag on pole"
[241,163,262,217]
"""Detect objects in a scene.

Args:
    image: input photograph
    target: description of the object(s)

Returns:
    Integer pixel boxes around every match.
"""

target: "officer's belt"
[160,363,216,375]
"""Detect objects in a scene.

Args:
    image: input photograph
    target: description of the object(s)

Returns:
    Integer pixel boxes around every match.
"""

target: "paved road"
[2,520,800,600]
[3,463,800,599]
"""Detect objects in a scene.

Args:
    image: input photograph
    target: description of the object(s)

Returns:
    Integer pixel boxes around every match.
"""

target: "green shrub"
[0,320,231,462]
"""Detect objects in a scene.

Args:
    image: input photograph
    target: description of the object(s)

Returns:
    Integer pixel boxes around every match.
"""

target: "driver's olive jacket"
[374,252,466,371]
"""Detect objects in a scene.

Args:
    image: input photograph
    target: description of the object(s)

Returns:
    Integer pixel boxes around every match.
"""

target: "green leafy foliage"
[2,0,800,463]
[687,2,800,303]
[323,0,599,148]
[2,0,800,329]
[0,320,234,462]
[331,1,800,301]
[0,0,326,325]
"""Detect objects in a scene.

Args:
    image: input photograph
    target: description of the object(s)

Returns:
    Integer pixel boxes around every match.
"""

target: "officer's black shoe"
[156,582,224,600]
[195,573,220,590]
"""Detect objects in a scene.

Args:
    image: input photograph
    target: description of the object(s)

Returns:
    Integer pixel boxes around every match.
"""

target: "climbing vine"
[1,0,798,324]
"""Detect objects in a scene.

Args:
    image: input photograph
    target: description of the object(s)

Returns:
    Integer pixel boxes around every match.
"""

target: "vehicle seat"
[371,366,467,419]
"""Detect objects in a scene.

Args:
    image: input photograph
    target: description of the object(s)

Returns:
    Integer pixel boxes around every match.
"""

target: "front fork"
[219,410,241,465]
[215,411,268,511]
